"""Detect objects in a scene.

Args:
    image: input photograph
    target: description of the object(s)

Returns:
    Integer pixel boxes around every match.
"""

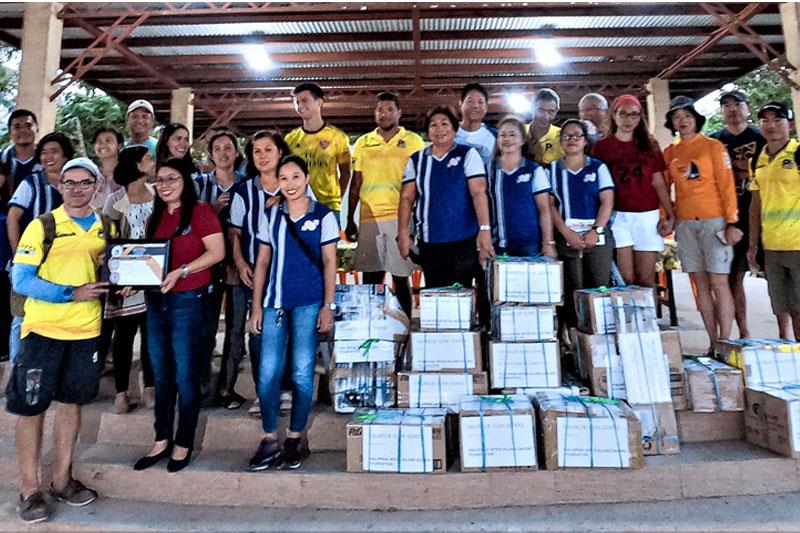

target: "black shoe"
[133,443,173,471]
[280,437,310,470]
[18,491,53,524]
[167,448,193,473]
[248,438,282,472]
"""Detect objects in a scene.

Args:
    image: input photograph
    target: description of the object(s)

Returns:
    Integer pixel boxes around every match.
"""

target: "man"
[285,83,350,217]
[455,83,496,170]
[124,99,158,157]
[6,157,111,523]
[710,90,766,339]
[524,88,564,165]
[578,92,610,142]
[748,102,800,340]
[345,92,424,317]
[1,109,41,192]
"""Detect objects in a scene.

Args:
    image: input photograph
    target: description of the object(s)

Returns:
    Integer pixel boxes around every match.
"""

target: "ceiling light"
[534,41,563,67]
[243,45,273,72]
[506,92,532,115]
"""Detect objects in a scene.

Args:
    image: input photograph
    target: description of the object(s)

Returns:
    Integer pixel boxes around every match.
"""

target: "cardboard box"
[715,339,800,386]
[491,304,557,342]
[536,394,644,469]
[489,341,560,389]
[670,371,688,411]
[397,372,488,411]
[629,402,681,455]
[744,386,800,458]
[330,362,396,414]
[408,331,482,373]
[458,394,538,471]
[346,408,449,473]
[489,256,563,305]
[683,357,744,412]
[660,329,684,373]
[334,284,410,342]
[574,286,656,334]
[419,287,475,331]
[333,339,398,364]
[576,331,627,400]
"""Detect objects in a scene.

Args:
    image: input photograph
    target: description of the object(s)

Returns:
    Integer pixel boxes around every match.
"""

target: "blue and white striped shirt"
[8,171,63,230]
[547,157,614,225]
[489,158,551,250]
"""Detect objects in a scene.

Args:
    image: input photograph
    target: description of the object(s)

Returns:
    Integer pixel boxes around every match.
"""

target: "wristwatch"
[479,224,491,232]
[592,225,605,235]
[180,264,189,278]
[325,302,337,311]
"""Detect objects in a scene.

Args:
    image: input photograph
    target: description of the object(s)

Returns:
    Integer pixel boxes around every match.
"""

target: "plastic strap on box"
[358,338,381,361]
[686,356,723,409]
[561,395,625,469]
[477,395,517,472]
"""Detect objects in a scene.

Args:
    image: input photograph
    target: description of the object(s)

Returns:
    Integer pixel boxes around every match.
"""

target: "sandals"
[219,392,247,410]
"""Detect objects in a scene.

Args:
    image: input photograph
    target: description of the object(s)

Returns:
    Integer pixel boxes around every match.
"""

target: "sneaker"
[48,479,98,507]
[19,491,53,524]
[280,437,310,470]
[248,398,261,418]
[280,391,293,413]
[248,438,282,472]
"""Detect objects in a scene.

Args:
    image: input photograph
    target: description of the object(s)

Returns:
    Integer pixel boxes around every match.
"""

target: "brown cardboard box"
[629,402,681,455]
[575,331,626,400]
[683,357,744,412]
[489,257,563,305]
[574,287,655,335]
[715,339,800,386]
[536,393,644,469]
[408,331,483,373]
[489,341,560,389]
[397,372,488,411]
[346,408,449,473]
[419,287,475,331]
[458,395,538,471]
[744,386,800,458]
[660,329,683,373]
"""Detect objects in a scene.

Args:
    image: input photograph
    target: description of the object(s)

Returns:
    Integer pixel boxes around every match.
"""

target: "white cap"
[61,157,100,179]
[126,99,155,116]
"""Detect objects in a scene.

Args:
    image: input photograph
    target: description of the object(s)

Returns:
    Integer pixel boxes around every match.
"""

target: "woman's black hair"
[559,119,592,155]
[424,105,460,132]
[276,154,309,177]
[36,132,74,162]
[91,126,124,146]
[147,157,198,239]
[610,110,660,154]
[244,129,290,178]
[156,123,197,173]
[113,145,150,187]
[207,130,239,167]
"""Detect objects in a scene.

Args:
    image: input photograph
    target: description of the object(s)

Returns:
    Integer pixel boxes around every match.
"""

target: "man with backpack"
[6,157,113,524]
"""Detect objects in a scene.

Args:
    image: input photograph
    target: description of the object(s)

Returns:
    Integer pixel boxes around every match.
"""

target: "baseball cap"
[126,99,155,116]
[757,102,793,121]
[719,90,748,104]
[61,157,100,179]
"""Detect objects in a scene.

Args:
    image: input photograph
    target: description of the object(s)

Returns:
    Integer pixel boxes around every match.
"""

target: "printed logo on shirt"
[398,139,406,148]
[15,245,36,256]
[583,172,596,183]
[300,219,320,232]
[447,157,462,168]
[783,159,794,169]
[516,173,532,184]
[319,140,330,150]
[545,143,554,152]
[686,162,700,180]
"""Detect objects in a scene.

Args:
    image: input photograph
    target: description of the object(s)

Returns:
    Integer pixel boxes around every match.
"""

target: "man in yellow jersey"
[748,102,800,340]
[345,92,424,317]
[6,158,112,523]
[285,83,350,218]
[524,88,564,165]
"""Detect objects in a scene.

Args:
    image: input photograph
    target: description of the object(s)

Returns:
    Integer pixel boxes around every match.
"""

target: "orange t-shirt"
[663,134,737,223]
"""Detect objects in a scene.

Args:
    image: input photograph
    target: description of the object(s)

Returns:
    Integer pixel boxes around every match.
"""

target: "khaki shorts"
[354,219,415,277]
[764,250,800,314]
[675,217,732,274]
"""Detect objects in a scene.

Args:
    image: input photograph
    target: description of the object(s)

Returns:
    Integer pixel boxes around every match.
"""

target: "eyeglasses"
[154,175,182,186]
[561,133,586,141]
[61,179,96,190]
[617,111,642,119]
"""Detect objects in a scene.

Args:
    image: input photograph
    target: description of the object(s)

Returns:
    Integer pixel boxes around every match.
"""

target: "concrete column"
[16,2,63,135]
[170,88,195,141]
[780,2,800,137]
[646,77,673,149]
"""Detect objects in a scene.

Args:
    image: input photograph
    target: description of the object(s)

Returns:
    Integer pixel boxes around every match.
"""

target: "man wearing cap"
[285,83,350,218]
[579,92,610,142]
[663,95,740,351]
[710,90,765,338]
[748,102,800,340]
[524,88,564,165]
[124,100,158,158]
[6,157,112,523]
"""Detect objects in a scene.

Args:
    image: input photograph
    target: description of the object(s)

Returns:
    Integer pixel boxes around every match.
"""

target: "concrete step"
[676,410,744,442]
[65,440,800,510]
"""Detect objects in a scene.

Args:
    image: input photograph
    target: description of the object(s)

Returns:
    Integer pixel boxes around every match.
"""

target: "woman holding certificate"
[133,158,224,473]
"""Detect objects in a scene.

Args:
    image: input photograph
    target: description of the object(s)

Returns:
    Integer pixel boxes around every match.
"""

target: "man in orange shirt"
[663,96,741,351]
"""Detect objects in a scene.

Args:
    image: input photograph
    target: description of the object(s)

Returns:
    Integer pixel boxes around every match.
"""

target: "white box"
[419,288,474,331]
[492,305,557,342]
[333,339,397,364]
[490,258,563,305]
[409,331,482,373]
[617,331,672,405]
[490,341,560,389]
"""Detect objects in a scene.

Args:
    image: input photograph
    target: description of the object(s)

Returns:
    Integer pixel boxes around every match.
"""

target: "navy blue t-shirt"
[489,158,551,250]
[547,157,614,229]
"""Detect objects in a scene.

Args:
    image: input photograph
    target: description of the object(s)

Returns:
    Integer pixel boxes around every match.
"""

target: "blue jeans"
[258,303,320,434]
[9,315,22,363]
[146,288,207,449]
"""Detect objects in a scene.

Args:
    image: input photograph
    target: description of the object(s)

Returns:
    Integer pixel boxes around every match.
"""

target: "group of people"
[1,80,799,524]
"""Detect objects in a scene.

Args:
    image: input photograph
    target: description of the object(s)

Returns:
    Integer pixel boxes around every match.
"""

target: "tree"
[55,87,126,159]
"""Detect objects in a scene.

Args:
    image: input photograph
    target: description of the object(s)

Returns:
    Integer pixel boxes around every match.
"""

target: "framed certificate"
[101,240,171,288]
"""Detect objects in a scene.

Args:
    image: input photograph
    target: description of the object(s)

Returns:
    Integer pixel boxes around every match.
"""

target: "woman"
[663,96,740,351]
[548,119,615,329]
[248,155,337,471]
[591,95,676,288]
[103,146,156,413]
[397,106,494,290]
[133,158,224,473]
[91,126,124,209]
[490,115,556,258]
[155,123,195,170]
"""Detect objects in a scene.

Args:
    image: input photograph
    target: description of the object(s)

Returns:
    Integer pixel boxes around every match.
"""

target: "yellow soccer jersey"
[750,139,800,251]
[285,124,350,211]
[14,206,112,340]
[352,127,425,223]
[524,123,563,165]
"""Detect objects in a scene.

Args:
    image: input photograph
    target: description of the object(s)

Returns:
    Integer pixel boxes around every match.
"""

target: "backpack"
[10,210,112,317]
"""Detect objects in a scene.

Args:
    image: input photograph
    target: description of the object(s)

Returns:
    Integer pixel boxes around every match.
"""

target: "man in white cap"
[124,99,157,157]
[6,157,112,523]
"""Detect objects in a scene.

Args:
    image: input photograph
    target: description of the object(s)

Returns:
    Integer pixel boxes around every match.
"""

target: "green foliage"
[55,87,126,159]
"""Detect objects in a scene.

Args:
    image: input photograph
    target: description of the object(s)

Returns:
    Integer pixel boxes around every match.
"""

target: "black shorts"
[5,333,101,416]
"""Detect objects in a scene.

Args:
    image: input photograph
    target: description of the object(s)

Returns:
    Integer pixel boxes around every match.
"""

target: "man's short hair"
[534,88,560,109]
[579,93,609,110]
[7,109,38,129]
[461,83,489,102]
[292,83,325,99]
[377,91,400,107]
